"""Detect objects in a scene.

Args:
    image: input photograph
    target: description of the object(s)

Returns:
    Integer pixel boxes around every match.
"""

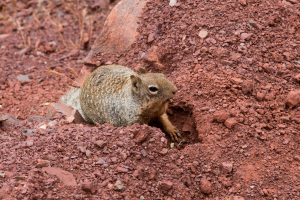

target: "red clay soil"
[1,0,300,199]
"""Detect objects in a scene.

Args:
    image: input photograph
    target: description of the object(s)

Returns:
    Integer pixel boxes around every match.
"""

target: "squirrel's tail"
[60,88,85,119]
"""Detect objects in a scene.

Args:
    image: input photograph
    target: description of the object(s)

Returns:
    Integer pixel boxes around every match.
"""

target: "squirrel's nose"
[172,86,177,95]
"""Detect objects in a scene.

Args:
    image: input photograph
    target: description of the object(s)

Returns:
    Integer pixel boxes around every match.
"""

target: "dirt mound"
[1,0,300,199]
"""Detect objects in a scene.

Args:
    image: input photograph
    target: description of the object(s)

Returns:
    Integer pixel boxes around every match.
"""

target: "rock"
[200,178,212,194]
[159,148,168,155]
[44,41,57,53]
[256,92,265,101]
[36,159,50,168]
[169,0,177,6]
[135,131,149,143]
[141,149,147,157]
[23,140,34,147]
[249,19,258,28]
[117,167,128,173]
[231,77,243,84]
[222,162,233,173]
[160,181,173,191]
[69,49,80,57]
[205,38,216,45]
[81,182,96,194]
[42,167,77,186]
[147,32,156,43]
[16,74,31,83]
[85,0,148,64]
[294,74,300,82]
[286,90,300,108]
[240,33,252,40]
[241,81,253,94]
[286,0,298,4]
[199,30,208,39]
[232,197,245,200]
[213,111,230,123]
[113,180,124,191]
[224,118,238,129]
[94,140,107,148]
[238,0,247,6]
[230,52,242,61]
[262,63,271,73]
[294,155,300,161]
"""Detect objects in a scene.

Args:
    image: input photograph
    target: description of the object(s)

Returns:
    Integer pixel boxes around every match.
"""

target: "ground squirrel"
[61,65,181,141]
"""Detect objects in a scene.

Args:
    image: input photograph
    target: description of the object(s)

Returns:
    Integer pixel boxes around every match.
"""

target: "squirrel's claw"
[167,126,181,142]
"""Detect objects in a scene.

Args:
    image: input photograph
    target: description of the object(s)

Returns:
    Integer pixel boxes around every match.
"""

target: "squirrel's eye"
[149,86,158,92]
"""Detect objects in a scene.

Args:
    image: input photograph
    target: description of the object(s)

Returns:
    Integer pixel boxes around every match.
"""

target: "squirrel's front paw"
[166,126,181,141]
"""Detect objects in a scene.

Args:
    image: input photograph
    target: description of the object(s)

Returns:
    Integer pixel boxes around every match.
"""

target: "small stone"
[159,148,168,155]
[36,159,50,168]
[200,178,212,194]
[233,196,245,200]
[231,77,243,84]
[240,33,252,40]
[222,162,233,173]
[294,74,300,82]
[249,19,258,28]
[262,63,271,73]
[286,90,300,108]
[160,181,173,191]
[81,182,96,194]
[141,149,147,157]
[224,118,238,129]
[294,155,300,161]
[17,74,31,83]
[148,32,156,44]
[169,0,177,6]
[213,111,230,123]
[230,52,242,61]
[201,106,210,111]
[238,0,247,6]
[116,141,123,147]
[117,167,128,173]
[241,81,253,94]
[94,140,107,148]
[199,30,208,39]
[113,180,124,191]
[283,139,290,145]
[256,92,265,101]
[85,150,91,157]
[70,49,80,57]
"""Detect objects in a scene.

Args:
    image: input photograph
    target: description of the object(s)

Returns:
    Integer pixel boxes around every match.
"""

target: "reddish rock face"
[85,0,148,65]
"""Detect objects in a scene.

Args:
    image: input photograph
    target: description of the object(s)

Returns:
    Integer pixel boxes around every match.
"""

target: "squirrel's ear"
[138,67,148,74]
[130,75,141,92]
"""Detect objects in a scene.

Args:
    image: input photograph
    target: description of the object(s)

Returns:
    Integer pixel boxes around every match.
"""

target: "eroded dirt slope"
[1,0,300,199]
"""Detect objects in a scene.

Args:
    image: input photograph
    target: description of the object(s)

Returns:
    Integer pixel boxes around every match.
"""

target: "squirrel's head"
[130,67,177,112]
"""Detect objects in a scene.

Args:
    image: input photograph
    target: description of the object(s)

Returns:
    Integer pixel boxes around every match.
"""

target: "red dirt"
[1,0,300,199]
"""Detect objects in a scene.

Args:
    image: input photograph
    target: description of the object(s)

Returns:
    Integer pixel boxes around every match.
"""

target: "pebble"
[117,167,128,173]
[36,159,50,168]
[238,0,247,6]
[200,178,212,194]
[222,162,233,173]
[256,92,266,101]
[141,149,147,157]
[113,180,124,191]
[169,0,177,6]
[224,118,238,129]
[81,182,96,194]
[160,181,173,191]
[286,90,300,108]
[94,140,107,148]
[213,111,229,123]
[199,30,208,39]
[17,74,31,83]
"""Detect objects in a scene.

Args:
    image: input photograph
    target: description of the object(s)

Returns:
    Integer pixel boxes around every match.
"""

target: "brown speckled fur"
[63,65,181,141]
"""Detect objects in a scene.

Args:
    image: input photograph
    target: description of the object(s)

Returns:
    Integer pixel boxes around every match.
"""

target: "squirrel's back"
[80,65,141,126]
